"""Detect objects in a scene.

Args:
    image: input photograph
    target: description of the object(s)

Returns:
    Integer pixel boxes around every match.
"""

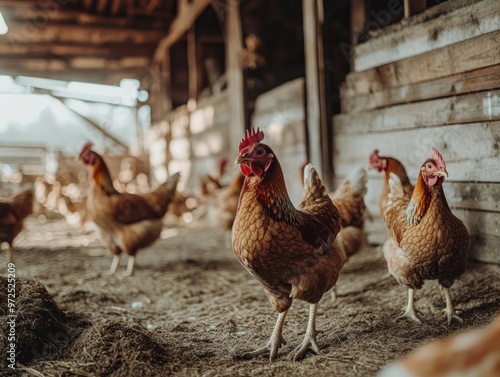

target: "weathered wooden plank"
[469,235,500,264]
[346,30,500,97]
[333,122,500,182]
[355,0,500,72]
[342,64,500,113]
[336,90,500,134]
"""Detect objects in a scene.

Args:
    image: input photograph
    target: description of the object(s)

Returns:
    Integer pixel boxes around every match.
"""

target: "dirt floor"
[1,214,500,377]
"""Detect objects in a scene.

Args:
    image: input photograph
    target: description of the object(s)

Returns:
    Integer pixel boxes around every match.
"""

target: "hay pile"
[69,319,169,376]
[0,277,86,366]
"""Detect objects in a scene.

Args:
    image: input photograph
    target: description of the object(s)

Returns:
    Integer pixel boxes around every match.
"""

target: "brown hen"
[232,128,345,361]
[0,189,33,263]
[378,314,500,377]
[79,142,180,276]
[382,147,468,324]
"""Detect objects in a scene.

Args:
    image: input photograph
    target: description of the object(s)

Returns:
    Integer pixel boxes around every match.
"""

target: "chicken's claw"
[293,333,320,361]
[240,334,286,362]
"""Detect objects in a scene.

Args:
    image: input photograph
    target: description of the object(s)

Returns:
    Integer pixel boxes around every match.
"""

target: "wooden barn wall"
[151,78,306,201]
[148,91,230,193]
[251,78,307,205]
[334,0,500,263]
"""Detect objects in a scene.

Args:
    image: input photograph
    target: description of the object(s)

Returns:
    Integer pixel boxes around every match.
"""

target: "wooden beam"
[1,22,167,45]
[0,56,150,71]
[354,0,500,72]
[404,0,427,18]
[336,89,500,135]
[1,68,147,84]
[1,6,170,29]
[187,25,198,101]
[225,0,247,158]
[111,0,123,15]
[345,30,500,97]
[97,0,109,14]
[341,64,500,113]
[152,0,212,64]
[350,0,365,49]
[303,0,330,187]
[0,43,156,58]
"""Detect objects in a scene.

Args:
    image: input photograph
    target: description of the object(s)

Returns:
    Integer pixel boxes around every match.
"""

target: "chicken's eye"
[426,164,432,169]
[256,148,265,156]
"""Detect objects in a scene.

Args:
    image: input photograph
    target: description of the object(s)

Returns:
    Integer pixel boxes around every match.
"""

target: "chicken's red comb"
[80,141,93,156]
[369,149,380,163]
[239,127,264,154]
[431,147,446,170]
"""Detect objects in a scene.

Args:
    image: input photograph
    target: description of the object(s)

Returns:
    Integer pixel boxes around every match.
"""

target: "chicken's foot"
[293,303,320,361]
[7,245,13,264]
[441,286,463,325]
[398,288,422,324]
[241,310,287,362]
[329,285,337,301]
[125,255,136,276]
[107,255,120,275]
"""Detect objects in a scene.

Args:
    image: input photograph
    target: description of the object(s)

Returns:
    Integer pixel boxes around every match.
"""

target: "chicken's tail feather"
[346,167,368,196]
[11,189,34,220]
[300,163,329,205]
[146,172,181,216]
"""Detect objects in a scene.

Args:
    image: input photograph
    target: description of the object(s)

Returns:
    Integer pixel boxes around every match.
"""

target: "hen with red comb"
[232,127,346,361]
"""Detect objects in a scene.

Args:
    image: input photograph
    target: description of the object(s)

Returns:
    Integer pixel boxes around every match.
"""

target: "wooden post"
[160,52,173,115]
[404,0,427,18]
[302,0,332,188]
[351,0,366,68]
[226,0,247,158]
[187,25,198,103]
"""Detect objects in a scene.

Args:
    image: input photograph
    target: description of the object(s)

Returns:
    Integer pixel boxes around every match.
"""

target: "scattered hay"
[69,318,169,377]
[0,277,86,366]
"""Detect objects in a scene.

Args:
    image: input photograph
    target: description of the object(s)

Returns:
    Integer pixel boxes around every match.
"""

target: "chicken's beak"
[235,154,250,165]
[436,169,448,178]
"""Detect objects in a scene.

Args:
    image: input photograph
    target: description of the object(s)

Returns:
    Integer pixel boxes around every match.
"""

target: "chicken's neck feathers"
[385,158,411,186]
[406,174,449,224]
[91,158,118,196]
[241,158,299,223]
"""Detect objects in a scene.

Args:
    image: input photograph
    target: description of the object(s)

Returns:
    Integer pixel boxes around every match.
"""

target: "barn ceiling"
[0,0,178,84]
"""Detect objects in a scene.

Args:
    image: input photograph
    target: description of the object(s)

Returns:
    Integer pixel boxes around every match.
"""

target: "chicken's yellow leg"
[442,286,463,325]
[241,310,287,362]
[108,255,120,275]
[398,288,422,323]
[293,303,320,361]
[125,255,136,276]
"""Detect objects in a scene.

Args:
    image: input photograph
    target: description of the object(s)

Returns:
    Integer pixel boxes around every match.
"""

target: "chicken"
[369,149,414,216]
[0,189,34,263]
[300,163,368,260]
[378,314,500,377]
[232,127,346,361]
[79,142,180,276]
[212,172,244,231]
[330,167,368,259]
[199,156,229,197]
[382,147,468,324]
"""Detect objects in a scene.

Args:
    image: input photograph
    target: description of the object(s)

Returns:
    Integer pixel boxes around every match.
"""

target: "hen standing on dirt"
[232,128,346,361]
[382,147,468,324]
[79,142,180,276]
[0,189,33,263]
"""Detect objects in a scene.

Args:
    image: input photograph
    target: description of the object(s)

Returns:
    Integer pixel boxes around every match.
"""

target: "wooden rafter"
[152,0,212,64]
